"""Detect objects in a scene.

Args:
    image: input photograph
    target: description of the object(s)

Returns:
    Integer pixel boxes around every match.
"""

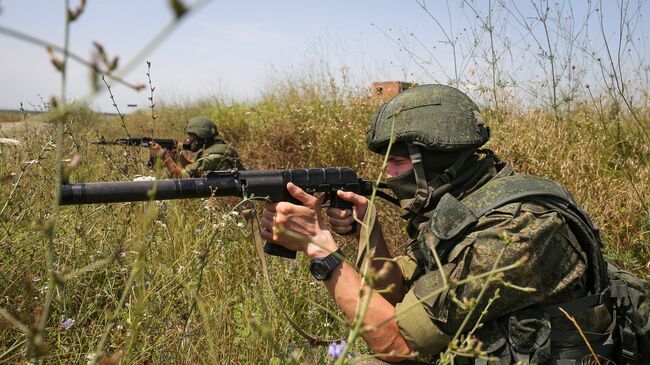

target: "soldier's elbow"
[366,326,413,362]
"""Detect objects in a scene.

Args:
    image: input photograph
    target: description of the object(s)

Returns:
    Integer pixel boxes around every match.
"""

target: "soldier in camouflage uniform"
[260,85,616,364]
[151,116,244,178]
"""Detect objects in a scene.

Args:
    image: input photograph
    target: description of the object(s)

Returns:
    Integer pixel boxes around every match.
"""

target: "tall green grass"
[1,78,648,363]
[2,0,649,362]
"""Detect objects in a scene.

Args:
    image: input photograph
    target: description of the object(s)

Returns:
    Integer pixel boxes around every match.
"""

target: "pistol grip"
[264,242,297,259]
[331,192,357,236]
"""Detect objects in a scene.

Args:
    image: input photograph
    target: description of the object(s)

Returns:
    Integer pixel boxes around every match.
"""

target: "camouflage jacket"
[181,139,243,178]
[392,166,613,363]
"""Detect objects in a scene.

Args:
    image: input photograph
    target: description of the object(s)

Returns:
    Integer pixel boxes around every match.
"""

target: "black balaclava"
[184,135,213,152]
[382,142,500,238]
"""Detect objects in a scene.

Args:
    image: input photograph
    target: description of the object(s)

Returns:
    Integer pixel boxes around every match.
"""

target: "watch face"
[309,260,331,281]
[309,250,344,281]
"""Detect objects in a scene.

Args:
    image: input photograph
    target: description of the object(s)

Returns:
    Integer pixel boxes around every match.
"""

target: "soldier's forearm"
[368,226,409,305]
[162,155,183,178]
[324,261,413,360]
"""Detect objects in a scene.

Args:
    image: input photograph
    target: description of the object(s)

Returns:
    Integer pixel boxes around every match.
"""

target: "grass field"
[1,79,649,364]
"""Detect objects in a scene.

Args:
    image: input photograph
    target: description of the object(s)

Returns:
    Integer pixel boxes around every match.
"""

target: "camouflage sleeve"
[396,202,589,354]
[181,160,202,178]
[203,151,239,171]
[181,152,234,178]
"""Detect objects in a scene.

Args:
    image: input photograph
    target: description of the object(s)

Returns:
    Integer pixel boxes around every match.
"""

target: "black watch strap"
[309,249,344,281]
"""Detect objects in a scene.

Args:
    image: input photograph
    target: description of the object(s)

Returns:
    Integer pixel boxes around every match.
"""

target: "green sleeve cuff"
[395,255,420,283]
[396,290,451,356]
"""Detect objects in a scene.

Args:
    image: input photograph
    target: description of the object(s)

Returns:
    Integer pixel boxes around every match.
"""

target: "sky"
[0,1,648,112]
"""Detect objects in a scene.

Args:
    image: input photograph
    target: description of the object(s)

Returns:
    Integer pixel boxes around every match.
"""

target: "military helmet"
[185,116,218,140]
[366,84,489,153]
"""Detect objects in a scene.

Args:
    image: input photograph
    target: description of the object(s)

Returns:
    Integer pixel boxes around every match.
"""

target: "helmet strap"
[403,147,475,216]
[406,144,430,214]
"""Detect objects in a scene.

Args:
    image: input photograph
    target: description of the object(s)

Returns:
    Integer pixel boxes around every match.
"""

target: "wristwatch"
[309,249,344,281]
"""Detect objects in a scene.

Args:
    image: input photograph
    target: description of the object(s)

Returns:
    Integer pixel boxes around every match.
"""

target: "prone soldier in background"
[150,116,244,178]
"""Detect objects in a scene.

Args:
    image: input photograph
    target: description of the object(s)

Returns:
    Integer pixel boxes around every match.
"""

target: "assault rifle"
[92,136,181,167]
[60,168,390,259]
[92,136,178,150]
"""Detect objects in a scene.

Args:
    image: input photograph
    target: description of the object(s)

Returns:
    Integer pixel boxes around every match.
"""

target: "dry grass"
[0,80,648,363]
[490,104,650,268]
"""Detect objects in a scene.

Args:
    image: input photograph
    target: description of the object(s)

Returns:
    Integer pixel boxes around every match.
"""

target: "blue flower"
[60,318,75,329]
[327,340,347,359]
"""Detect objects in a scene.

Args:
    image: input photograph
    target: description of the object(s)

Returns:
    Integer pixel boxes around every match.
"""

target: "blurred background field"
[1,0,649,363]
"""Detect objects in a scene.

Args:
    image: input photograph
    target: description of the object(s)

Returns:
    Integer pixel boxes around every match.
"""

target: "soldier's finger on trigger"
[262,209,275,220]
[329,216,354,227]
[326,207,350,219]
[263,201,278,211]
[325,207,338,217]
[260,216,273,228]
[260,229,271,241]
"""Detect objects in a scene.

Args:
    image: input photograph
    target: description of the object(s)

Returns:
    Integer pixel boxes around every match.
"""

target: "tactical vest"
[414,174,645,364]
[199,140,244,170]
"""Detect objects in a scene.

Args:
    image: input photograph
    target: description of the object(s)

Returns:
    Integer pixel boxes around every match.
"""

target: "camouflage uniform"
[181,139,243,178]
[181,116,244,178]
[359,85,614,364]
[393,167,613,363]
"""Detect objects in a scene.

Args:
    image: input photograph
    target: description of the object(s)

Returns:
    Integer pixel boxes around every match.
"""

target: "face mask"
[189,139,202,152]
[385,170,418,210]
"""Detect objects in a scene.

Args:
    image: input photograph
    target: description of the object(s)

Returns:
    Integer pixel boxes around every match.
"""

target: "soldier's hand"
[179,150,194,166]
[149,142,165,158]
[166,148,178,160]
[326,191,369,238]
[260,183,338,259]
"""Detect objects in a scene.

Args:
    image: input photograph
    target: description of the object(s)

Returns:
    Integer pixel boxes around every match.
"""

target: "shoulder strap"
[430,174,607,292]
[242,207,339,347]
[203,140,230,155]
[431,175,579,240]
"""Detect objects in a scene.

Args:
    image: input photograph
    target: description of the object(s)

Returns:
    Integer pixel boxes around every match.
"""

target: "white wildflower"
[133,175,156,181]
